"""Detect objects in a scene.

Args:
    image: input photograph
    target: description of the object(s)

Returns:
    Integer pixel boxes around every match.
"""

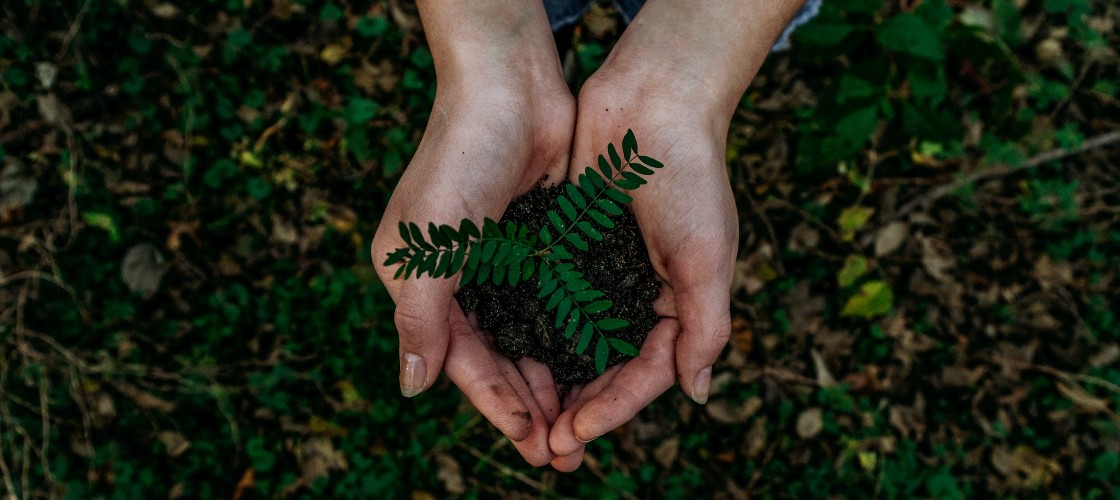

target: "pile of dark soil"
[456,185,660,385]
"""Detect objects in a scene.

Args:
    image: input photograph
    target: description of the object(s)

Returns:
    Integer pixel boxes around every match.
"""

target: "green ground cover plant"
[0,0,1117,497]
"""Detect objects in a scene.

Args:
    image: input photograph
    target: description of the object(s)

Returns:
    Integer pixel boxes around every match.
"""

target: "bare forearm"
[601,0,807,120]
[416,0,563,88]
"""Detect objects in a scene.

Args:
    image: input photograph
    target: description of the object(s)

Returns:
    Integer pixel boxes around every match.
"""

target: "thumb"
[668,240,734,405]
[393,277,456,397]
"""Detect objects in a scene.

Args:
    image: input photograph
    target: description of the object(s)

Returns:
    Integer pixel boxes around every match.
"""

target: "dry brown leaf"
[122,243,166,299]
[796,408,823,439]
[1055,382,1110,414]
[810,349,838,387]
[918,234,956,282]
[653,438,679,468]
[706,397,762,425]
[874,221,908,257]
[158,431,191,458]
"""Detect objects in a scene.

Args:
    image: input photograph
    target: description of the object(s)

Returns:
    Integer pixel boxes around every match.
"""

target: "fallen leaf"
[838,206,874,241]
[653,438,679,468]
[841,281,894,319]
[810,349,838,387]
[918,234,956,282]
[0,158,37,210]
[837,254,869,287]
[1056,382,1110,414]
[874,221,909,257]
[434,452,465,494]
[796,408,824,439]
[158,431,191,458]
[706,397,763,425]
[122,243,167,299]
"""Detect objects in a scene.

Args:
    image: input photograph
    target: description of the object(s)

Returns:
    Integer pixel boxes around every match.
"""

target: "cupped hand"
[371,78,575,466]
[547,76,739,471]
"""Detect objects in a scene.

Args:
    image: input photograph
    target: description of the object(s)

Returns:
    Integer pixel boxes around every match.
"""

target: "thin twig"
[890,129,1120,223]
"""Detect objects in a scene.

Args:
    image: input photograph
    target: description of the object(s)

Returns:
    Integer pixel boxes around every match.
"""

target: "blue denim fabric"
[543,0,823,51]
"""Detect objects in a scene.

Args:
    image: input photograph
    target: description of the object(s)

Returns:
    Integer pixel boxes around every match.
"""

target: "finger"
[550,449,585,472]
[444,305,533,442]
[496,356,555,467]
[392,278,457,397]
[517,357,561,426]
[668,245,733,405]
[571,319,679,442]
[548,366,622,457]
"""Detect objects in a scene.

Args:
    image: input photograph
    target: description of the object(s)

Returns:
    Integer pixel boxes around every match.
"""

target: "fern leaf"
[438,224,458,246]
[428,222,450,247]
[520,258,534,281]
[565,232,588,251]
[603,188,633,204]
[398,222,412,246]
[596,199,623,216]
[460,218,480,240]
[565,184,587,209]
[630,162,654,176]
[587,209,615,229]
[584,300,612,314]
[607,143,622,171]
[492,260,506,284]
[555,299,572,328]
[596,318,629,331]
[577,323,594,354]
[594,336,609,373]
[557,196,577,221]
[448,244,466,278]
[577,221,602,241]
[546,289,565,310]
[578,173,596,197]
[409,223,432,251]
[564,319,578,339]
[598,155,612,179]
[539,226,553,245]
[622,129,637,158]
[573,289,605,302]
[622,171,646,186]
[434,251,452,277]
[547,210,567,233]
[638,155,664,168]
[608,338,640,356]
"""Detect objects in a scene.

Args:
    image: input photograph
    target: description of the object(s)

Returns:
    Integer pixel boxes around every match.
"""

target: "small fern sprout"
[384,129,664,374]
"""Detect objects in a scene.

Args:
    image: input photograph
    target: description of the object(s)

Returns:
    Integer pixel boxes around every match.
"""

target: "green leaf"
[608,338,640,356]
[795,23,854,46]
[565,183,587,209]
[630,162,654,175]
[538,276,559,298]
[604,188,633,205]
[492,261,506,284]
[876,14,944,61]
[546,289,565,310]
[565,232,588,251]
[438,224,458,246]
[558,195,577,221]
[481,240,497,261]
[621,171,646,186]
[598,155,612,179]
[838,206,875,241]
[594,336,609,373]
[573,289,604,302]
[596,318,629,331]
[596,199,623,216]
[622,129,637,158]
[637,155,663,169]
[576,323,594,354]
[506,262,519,286]
[565,279,591,293]
[422,252,439,274]
[577,221,602,241]
[539,226,553,245]
[460,243,481,284]
[608,143,622,171]
[837,255,869,287]
[521,258,534,281]
[548,210,567,233]
[405,256,421,279]
[615,179,640,190]
[587,209,615,229]
[564,319,578,339]
[505,221,517,239]
[841,280,895,319]
[550,245,573,260]
[475,260,491,284]
[448,244,467,278]
[398,222,412,246]
[585,300,612,314]
[494,242,511,264]
[409,223,433,251]
[434,251,452,277]
[428,222,450,247]
[393,265,406,280]
[460,219,479,240]
[586,167,606,189]
[556,299,572,328]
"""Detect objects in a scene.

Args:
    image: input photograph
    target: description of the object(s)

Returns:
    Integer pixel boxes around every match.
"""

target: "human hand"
[370,0,574,467]
[544,0,809,471]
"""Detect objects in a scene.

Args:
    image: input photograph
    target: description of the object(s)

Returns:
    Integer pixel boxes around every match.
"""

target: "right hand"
[371,73,575,465]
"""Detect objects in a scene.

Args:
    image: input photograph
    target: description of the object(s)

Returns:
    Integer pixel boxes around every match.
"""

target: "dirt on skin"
[456,185,660,385]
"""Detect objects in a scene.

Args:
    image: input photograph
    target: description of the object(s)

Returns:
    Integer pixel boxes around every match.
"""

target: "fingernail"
[691,366,712,405]
[400,352,426,398]
[576,435,595,444]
